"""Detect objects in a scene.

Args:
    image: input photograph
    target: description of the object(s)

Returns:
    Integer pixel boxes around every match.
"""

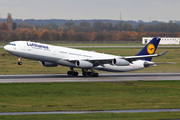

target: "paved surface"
[0,73,180,115]
[0,73,180,83]
[1,109,180,115]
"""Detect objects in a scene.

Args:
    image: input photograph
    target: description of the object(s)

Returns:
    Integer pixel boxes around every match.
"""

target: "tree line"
[1,21,180,42]
[16,21,180,33]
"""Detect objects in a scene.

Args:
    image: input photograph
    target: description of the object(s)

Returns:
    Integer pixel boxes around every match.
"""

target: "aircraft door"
[52,48,57,55]
[22,43,26,51]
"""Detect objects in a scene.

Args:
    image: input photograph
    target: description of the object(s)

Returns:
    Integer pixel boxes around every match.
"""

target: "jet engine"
[112,58,130,66]
[76,60,93,68]
[143,61,155,68]
[40,61,58,67]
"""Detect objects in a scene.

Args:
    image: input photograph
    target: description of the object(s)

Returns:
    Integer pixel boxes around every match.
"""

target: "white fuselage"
[4,41,148,72]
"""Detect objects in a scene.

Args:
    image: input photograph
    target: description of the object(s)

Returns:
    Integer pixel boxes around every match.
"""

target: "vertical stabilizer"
[136,37,161,61]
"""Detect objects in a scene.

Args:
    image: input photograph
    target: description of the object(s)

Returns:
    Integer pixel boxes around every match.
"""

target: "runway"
[0,73,180,83]
[1,109,180,115]
[0,73,180,115]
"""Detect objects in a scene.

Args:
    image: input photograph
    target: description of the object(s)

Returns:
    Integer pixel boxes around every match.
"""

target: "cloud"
[0,0,180,22]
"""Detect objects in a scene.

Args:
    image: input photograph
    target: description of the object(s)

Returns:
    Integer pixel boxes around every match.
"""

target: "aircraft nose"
[4,45,9,51]
[4,45,7,50]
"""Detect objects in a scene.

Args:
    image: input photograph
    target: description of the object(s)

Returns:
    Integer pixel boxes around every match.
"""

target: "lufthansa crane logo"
[147,43,155,55]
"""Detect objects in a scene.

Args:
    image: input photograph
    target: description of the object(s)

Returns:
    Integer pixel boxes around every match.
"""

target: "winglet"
[158,50,168,56]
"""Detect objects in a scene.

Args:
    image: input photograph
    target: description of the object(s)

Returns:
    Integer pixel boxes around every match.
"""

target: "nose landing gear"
[18,57,22,65]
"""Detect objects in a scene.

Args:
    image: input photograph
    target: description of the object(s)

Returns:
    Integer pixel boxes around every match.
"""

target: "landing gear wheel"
[82,69,99,77]
[67,71,71,76]
[92,73,99,77]
[18,62,22,65]
[67,71,79,77]
[87,72,93,77]
[82,72,87,77]
[82,72,99,77]
[73,72,78,76]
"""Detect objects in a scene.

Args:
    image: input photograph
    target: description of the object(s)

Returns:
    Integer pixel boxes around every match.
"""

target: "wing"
[63,50,168,66]
[63,57,114,66]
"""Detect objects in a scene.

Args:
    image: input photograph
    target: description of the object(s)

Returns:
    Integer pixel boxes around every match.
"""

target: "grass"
[0,81,180,113]
[0,47,180,75]
[1,45,180,120]
[0,112,180,120]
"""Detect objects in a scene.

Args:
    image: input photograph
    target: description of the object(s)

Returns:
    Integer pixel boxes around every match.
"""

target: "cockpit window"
[8,43,16,46]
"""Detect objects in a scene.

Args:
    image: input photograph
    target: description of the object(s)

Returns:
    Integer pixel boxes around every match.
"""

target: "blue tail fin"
[136,37,161,61]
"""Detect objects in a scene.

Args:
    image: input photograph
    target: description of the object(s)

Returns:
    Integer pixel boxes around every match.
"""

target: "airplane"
[4,37,169,77]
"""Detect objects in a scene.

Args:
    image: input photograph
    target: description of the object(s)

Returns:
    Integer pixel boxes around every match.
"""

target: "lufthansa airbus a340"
[4,37,169,77]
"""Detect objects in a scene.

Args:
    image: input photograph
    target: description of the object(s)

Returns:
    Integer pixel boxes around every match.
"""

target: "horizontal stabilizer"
[144,61,175,67]
[158,50,168,56]
[155,62,176,65]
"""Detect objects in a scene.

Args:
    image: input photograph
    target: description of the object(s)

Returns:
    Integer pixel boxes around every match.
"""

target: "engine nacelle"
[76,60,93,68]
[112,58,130,66]
[40,61,58,67]
[144,61,155,68]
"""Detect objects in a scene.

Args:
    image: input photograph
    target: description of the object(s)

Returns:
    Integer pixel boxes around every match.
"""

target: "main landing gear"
[67,68,99,77]
[18,57,22,65]
[82,69,99,77]
[67,68,79,76]
[82,72,99,77]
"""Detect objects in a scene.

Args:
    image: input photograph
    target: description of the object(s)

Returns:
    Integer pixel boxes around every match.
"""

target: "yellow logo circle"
[147,43,155,55]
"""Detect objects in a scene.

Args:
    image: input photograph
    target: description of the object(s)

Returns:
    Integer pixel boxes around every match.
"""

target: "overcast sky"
[0,0,180,22]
